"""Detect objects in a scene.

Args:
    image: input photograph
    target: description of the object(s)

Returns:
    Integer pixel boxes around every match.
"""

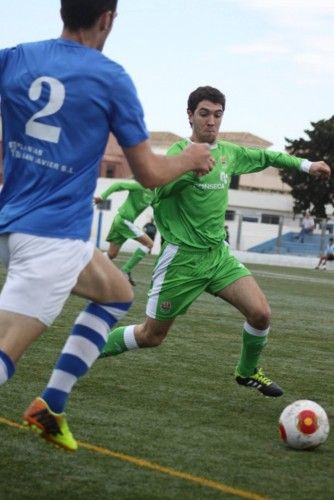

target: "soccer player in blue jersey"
[0,0,213,451]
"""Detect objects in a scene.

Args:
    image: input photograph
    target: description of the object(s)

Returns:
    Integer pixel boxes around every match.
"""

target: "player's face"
[188,100,224,144]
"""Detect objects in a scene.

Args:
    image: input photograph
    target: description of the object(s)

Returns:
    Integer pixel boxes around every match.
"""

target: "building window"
[261,214,280,225]
[96,199,111,210]
[242,216,258,223]
[106,165,114,178]
[230,175,239,190]
[225,210,235,221]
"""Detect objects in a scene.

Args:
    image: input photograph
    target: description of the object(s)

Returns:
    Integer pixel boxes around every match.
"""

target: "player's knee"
[118,283,134,304]
[123,289,135,304]
[248,303,271,329]
[142,237,153,251]
[102,279,134,304]
[107,245,119,259]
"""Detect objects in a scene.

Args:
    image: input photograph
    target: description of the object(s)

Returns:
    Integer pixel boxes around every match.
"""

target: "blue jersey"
[0,38,149,240]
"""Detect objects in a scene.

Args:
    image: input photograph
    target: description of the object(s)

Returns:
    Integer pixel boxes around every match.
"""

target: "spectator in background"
[326,218,334,235]
[296,212,315,243]
[315,237,334,270]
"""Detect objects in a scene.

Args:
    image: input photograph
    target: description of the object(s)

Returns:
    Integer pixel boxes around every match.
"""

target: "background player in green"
[94,179,155,285]
[100,86,331,397]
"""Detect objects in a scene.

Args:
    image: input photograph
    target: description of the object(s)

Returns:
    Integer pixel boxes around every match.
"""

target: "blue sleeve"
[0,48,10,91]
[108,69,149,148]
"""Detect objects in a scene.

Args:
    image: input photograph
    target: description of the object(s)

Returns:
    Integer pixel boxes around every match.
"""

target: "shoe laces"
[253,368,272,386]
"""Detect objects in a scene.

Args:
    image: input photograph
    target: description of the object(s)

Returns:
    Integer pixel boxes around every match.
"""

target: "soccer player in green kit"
[95,179,154,285]
[100,86,331,397]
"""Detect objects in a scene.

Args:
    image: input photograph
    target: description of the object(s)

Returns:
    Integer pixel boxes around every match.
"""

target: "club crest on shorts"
[160,301,172,312]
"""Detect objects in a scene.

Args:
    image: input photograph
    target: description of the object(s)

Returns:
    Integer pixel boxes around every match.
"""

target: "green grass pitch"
[0,258,333,499]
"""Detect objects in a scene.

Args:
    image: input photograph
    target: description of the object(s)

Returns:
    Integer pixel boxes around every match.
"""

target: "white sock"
[124,325,139,350]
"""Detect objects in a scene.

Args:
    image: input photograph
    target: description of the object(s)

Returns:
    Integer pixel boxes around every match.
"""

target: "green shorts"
[106,214,144,245]
[146,242,251,320]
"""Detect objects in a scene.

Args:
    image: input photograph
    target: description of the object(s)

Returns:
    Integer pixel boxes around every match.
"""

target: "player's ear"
[99,10,113,32]
[187,109,193,126]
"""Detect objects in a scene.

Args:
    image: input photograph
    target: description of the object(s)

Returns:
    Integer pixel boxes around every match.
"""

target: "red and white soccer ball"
[279,400,330,450]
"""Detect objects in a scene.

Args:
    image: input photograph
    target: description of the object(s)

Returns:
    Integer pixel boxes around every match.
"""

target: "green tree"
[280,116,334,218]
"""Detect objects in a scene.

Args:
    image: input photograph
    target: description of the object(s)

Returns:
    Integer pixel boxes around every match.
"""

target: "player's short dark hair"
[61,0,118,30]
[187,86,226,113]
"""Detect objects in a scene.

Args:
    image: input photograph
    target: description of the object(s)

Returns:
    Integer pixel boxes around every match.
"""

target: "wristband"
[300,160,312,173]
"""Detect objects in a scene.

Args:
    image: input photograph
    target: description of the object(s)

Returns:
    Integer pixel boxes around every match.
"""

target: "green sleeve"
[155,141,194,199]
[155,172,194,199]
[232,145,304,175]
[100,180,144,200]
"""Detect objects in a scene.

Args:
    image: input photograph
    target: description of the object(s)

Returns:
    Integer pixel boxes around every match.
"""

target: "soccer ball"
[279,400,330,450]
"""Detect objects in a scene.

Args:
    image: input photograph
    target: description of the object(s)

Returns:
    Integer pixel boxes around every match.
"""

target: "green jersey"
[153,140,304,250]
[101,180,154,222]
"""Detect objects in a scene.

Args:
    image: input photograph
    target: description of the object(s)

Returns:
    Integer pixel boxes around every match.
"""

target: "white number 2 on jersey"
[25,76,65,144]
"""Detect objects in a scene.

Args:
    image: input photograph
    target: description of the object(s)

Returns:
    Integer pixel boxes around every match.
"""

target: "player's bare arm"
[123,140,213,188]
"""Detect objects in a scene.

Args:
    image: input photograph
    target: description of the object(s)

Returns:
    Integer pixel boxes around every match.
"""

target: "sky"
[1,0,333,151]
